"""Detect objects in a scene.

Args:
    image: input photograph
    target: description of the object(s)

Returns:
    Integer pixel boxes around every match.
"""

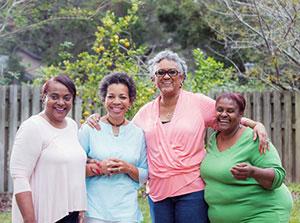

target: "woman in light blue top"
[78,72,148,223]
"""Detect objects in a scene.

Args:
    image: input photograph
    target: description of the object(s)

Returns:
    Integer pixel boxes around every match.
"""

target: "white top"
[10,115,87,223]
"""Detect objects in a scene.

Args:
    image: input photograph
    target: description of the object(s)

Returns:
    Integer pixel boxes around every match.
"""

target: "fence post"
[0,86,6,192]
[283,92,292,182]
[263,92,271,138]
[8,85,19,192]
[21,84,30,123]
[295,92,300,182]
[273,91,282,159]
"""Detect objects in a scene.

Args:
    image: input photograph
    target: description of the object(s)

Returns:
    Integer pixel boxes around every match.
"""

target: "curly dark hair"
[99,72,136,103]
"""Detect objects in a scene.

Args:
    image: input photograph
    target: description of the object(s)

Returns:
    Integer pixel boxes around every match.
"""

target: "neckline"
[157,89,182,124]
[106,117,126,127]
[214,127,248,153]
[38,114,68,130]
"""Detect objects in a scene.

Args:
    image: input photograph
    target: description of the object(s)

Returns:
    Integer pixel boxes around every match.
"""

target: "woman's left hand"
[253,122,269,154]
[106,158,130,175]
[231,163,254,180]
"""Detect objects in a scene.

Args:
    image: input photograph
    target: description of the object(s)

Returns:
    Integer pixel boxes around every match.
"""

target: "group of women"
[10,50,293,223]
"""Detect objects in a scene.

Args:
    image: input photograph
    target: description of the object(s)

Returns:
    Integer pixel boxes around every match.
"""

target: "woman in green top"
[201,92,293,223]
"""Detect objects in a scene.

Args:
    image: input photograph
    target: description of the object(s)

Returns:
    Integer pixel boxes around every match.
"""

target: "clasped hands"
[86,158,129,177]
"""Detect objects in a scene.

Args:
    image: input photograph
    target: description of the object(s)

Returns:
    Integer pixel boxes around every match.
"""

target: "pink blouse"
[133,90,216,201]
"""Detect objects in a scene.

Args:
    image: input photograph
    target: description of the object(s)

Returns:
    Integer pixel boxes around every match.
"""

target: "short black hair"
[99,72,136,103]
[42,75,76,103]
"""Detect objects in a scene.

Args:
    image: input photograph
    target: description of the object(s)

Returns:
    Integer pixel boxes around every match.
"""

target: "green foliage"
[37,0,155,121]
[186,48,234,94]
[0,54,24,85]
[155,0,214,49]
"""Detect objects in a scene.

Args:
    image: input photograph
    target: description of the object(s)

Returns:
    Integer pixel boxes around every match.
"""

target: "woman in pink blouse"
[88,50,268,223]
[10,75,87,223]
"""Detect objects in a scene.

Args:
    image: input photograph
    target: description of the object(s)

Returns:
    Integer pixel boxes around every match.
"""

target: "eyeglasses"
[154,69,180,77]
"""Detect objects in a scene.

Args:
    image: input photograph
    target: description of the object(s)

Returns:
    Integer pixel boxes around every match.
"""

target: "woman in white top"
[10,75,87,223]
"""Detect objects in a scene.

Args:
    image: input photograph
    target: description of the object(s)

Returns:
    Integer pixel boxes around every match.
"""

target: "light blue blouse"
[78,121,148,222]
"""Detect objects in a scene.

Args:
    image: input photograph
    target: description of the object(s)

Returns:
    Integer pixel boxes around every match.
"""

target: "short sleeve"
[10,120,43,194]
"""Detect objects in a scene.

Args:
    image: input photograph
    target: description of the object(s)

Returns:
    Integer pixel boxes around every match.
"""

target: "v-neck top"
[133,89,216,201]
[201,127,293,222]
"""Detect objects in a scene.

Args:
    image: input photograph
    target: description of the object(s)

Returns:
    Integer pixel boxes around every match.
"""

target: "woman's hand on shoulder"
[253,122,269,154]
[84,113,101,130]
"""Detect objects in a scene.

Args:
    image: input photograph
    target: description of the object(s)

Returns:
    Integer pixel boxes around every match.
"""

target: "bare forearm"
[126,164,139,182]
[241,117,258,128]
[15,191,36,223]
[251,167,275,189]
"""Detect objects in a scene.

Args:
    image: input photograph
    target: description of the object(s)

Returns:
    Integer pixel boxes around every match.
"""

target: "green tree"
[38,0,155,121]
[186,48,234,94]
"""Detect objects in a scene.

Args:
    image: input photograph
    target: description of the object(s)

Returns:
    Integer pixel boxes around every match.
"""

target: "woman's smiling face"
[104,83,131,120]
[215,97,243,132]
[43,80,73,124]
[153,59,184,97]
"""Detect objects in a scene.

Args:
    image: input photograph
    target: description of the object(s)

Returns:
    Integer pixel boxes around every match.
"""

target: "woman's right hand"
[85,113,101,130]
[86,162,101,177]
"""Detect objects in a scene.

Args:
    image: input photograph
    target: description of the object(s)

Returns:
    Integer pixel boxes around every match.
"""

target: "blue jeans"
[148,190,209,223]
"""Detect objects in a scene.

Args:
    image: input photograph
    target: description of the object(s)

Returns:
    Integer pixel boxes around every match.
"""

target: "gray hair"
[148,50,188,80]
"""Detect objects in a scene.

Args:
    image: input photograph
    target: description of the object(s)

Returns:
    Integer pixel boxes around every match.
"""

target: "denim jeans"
[149,190,209,223]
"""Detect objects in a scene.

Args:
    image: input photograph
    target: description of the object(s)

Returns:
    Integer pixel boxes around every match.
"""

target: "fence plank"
[283,92,292,182]
[295,92,300,182]
[263,92,271,139]
[243,93,252,119]
[32,86,41,115]
[8,85,19,192]
[273,91,282,159]
[21,85,30,123]
[0,86,6,192]
[253,92,262,122]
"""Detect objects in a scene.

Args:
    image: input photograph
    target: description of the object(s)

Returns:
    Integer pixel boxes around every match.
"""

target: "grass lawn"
[1,184,300,223]
[0,212,10,223]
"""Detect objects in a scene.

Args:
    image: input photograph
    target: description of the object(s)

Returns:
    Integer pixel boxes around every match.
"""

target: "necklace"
[107,117,125,127]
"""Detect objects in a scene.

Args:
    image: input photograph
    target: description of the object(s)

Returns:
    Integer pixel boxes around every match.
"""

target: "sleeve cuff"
[13,177,32,194]
[138,167,148,186]
[271,168,285,189]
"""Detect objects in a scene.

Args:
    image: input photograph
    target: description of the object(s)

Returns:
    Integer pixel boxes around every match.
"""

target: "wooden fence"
[0,85,300,192]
